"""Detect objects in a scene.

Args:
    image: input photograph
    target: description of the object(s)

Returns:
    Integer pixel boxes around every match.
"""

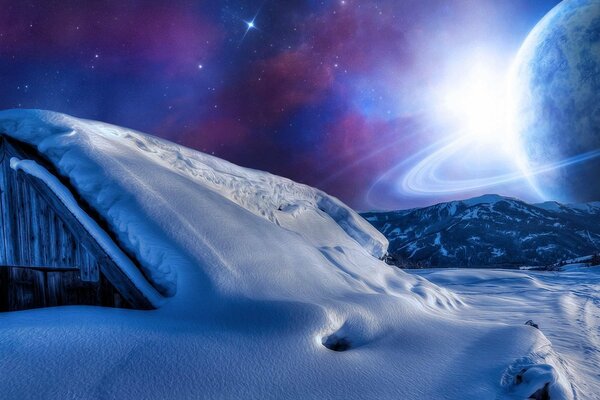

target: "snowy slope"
[0,110,576,399]
[363,194,600,268]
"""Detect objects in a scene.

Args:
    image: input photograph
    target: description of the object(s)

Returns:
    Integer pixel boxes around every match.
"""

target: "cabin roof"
[0,109,388,311]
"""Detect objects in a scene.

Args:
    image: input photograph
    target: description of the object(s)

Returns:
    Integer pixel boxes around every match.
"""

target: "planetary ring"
[367,134,600,201]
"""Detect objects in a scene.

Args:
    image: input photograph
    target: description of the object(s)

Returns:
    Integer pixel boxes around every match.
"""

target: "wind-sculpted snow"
[0,110,577,399]
[415,267,600,398]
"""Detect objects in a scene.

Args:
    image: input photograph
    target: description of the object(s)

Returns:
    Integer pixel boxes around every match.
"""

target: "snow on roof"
[0,109,388,303]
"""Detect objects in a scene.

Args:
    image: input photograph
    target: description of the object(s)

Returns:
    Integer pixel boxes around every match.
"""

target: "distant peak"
[533,200,600,212]
[533,201,563,211]
[460,194,512,207]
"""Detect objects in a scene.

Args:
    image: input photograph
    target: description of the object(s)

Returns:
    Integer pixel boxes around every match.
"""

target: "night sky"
[0,0,561,210]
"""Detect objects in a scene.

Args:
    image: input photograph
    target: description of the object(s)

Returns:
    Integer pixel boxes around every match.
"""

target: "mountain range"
[362,194,600,268]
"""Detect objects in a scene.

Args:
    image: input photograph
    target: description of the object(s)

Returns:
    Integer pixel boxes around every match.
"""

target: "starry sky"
[0,0,562,210]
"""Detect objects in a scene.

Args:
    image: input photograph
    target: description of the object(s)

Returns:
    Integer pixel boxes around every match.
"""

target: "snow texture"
[0,110,579,399]
[415,267,600,398]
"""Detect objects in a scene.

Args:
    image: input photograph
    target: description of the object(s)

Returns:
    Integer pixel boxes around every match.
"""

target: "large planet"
[509,0,600,202]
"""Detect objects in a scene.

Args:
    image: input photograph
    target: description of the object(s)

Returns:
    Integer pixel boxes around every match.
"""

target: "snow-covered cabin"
[0,110,576,398]
[0,136,154,311]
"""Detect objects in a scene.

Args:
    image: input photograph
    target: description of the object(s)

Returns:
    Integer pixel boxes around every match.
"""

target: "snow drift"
[0,110,575,399]
[0,109,387,300]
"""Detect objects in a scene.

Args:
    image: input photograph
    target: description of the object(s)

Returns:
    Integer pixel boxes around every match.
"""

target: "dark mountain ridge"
[362,194,600,268]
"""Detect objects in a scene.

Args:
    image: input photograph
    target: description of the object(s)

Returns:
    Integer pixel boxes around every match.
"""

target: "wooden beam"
[0,265,79,272]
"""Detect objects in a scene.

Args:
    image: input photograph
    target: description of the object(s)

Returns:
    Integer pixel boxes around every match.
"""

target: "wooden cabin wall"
[0,267,126,311]
[0,138,140,311]
[0,156,101,280]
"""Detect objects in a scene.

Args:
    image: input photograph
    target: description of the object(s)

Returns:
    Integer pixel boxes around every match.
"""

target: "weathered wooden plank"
[91,254,100,282]
[74,241,83,280]
[9,268,36,310]
[80,245,100,283]
[0,265,79,272]
[15,173,28,266]
[4,159,19,266]
[46,271,61,306]
[47,210,58,266]
[0,139,7,266]
[79,249,89,282]
[0,140,14,267]
[0,267,8,311]
[32,268,46,308]
[55,219,72,267]
[29,188,42,267]
[35,192,49,264]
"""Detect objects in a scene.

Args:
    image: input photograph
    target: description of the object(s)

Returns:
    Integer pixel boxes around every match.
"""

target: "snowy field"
[0,110,590,399]
[413,266,600,398]
[2,268,593,399]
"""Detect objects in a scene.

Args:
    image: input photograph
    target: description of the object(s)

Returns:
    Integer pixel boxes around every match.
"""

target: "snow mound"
[501,345,573,400]
[0,109,387,300]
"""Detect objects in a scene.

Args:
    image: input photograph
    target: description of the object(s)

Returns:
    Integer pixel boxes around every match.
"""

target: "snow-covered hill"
[0,111,577,399]
[363,194,600,268]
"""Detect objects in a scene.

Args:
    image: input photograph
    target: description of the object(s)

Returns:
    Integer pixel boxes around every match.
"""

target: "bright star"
[240,19,258,44]
[238,2,265,45]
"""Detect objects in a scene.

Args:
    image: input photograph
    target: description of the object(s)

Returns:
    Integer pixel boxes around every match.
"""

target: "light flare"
[365,50,595,207]
[438,57,513,148]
